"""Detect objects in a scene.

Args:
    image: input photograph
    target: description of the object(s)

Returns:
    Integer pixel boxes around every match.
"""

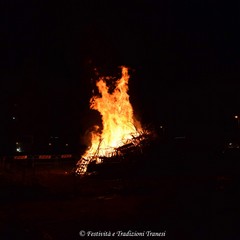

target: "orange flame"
[76,66,142,174]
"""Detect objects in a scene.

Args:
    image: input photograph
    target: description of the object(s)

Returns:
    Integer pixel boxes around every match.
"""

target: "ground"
[0,144,239,240]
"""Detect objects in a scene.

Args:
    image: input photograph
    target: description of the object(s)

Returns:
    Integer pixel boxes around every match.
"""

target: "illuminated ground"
[0,145,239,240]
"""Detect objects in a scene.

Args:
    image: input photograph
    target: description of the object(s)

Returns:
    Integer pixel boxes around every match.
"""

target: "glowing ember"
[76,66,143,175]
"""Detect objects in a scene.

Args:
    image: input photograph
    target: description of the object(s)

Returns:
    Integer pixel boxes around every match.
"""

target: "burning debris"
[75,67,155,176]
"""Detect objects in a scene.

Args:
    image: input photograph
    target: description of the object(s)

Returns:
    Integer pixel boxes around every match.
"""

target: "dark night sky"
[1,0,240,146]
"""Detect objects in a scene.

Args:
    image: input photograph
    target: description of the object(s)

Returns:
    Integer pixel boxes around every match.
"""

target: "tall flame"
[76,66,142,174]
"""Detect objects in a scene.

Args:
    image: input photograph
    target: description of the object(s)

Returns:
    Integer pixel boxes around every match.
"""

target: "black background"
[1,0,240,151]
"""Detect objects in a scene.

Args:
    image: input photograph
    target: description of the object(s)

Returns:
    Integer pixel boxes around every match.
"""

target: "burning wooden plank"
[76,129,155,176]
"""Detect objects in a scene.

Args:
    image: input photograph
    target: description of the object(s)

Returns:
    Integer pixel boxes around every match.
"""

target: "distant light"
[234,115,238,119]
[49,143,52,146]
[16,147,21,152]
[16,142,19,145]
[65,143,69,147]
[12,116,16,120]
[229,142,232,146]
[160,125,163,129]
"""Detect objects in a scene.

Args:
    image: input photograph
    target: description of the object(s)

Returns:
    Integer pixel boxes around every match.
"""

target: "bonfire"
[76,66,152,176]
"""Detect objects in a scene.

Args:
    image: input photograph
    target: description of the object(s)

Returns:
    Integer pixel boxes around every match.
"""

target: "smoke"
[80,125,101,148]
